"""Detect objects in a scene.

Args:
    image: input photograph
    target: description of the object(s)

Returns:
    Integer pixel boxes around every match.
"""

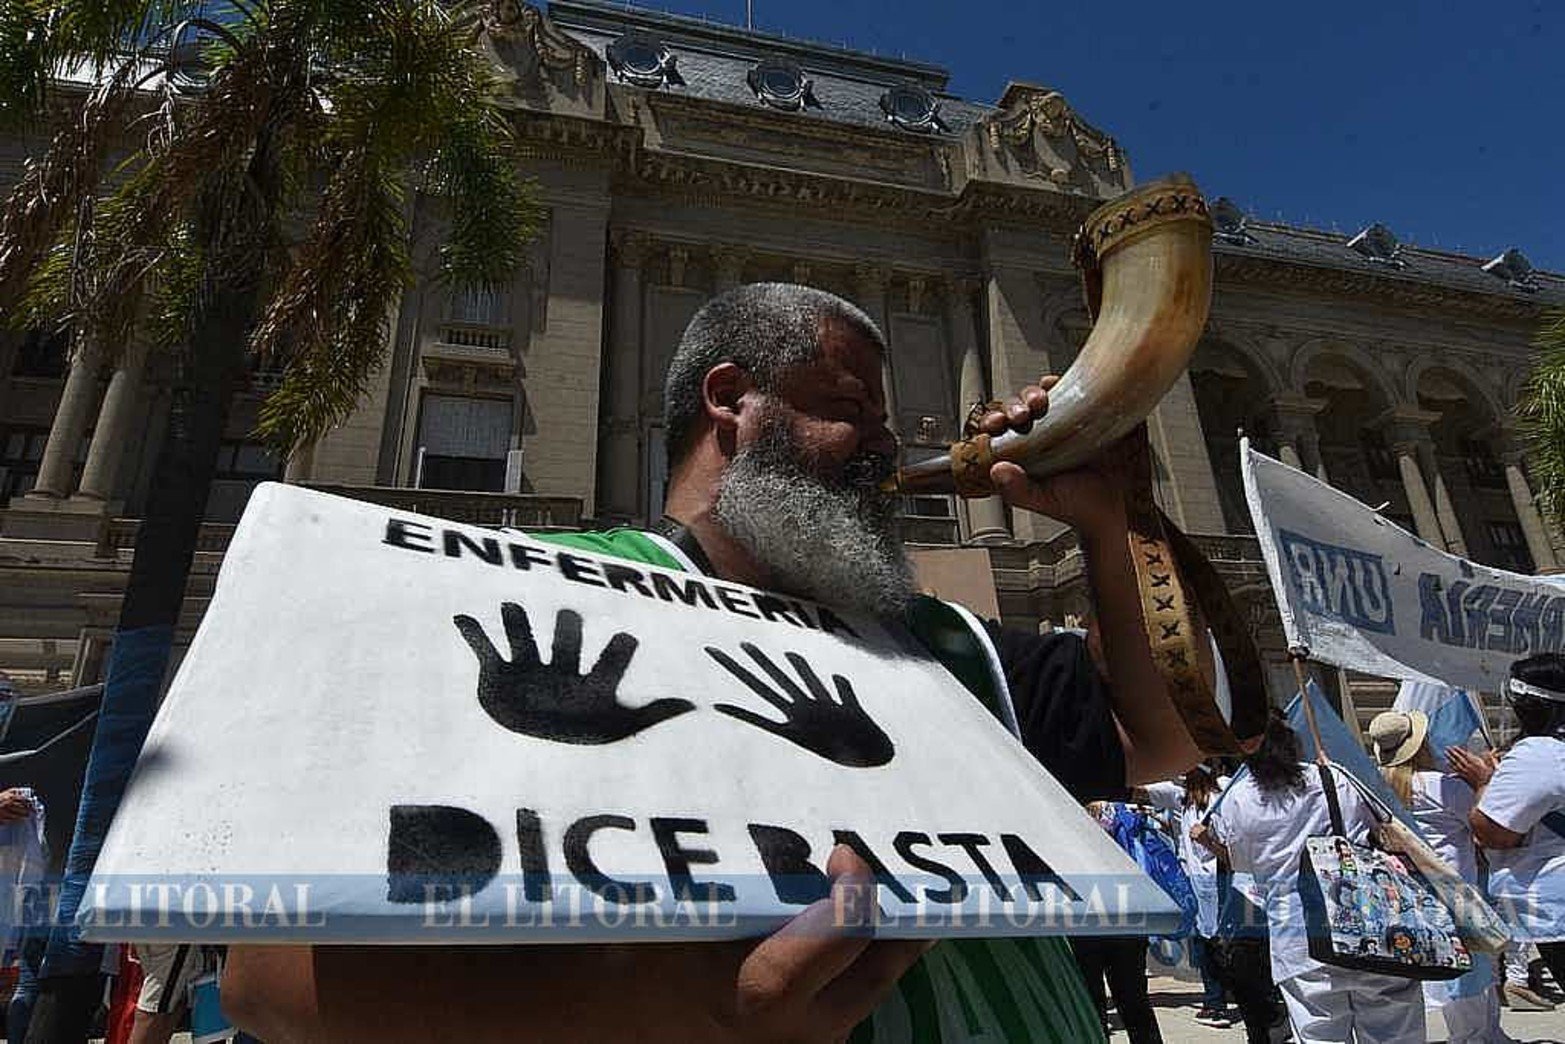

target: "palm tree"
[0,3,538,1035]
[1521,309,1565,527]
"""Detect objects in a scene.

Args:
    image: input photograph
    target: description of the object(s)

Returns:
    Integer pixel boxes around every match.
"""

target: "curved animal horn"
[888,174,1213,496]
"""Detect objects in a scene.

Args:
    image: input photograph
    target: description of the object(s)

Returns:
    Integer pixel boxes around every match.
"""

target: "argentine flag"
[1392,680,1486,756]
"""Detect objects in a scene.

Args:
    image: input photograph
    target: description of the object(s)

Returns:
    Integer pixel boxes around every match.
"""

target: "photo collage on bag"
[1306,837,1473,971]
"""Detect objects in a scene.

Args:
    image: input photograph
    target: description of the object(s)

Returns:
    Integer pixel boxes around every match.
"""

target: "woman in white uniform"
[1369,709,1505,1042]
[1143,766,1232,1027]
[1207,709,1425,1043]
[1463,655,1565,1002]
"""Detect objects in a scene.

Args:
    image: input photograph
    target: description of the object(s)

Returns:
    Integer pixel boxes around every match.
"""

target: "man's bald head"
[662,283,884,469]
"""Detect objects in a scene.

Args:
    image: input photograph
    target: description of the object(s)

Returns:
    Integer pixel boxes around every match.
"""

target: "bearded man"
[225,282,1201,1042]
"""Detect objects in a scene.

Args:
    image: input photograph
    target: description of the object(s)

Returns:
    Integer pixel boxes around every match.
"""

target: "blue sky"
[586,0,1563,272]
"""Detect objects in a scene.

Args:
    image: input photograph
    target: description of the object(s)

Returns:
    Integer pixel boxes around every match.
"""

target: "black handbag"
[1296,764,1470,981]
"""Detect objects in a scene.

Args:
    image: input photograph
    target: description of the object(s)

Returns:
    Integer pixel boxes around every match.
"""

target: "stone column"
[76,340,149,501]
[1379,407,1446,546]
[711,245,749,293]
[26,339,101,499]
[1307,430,1331,484]
[1267,393,1329,481]
[1504,459,1559,572]
[853,262,896,432]
[597,230,650,524]
[1419,440,1469,557]
[949,277,1008,543]
[1490,431,1560,572]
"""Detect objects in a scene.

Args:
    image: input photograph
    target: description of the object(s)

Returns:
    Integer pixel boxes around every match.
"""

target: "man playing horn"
[225,282,1203,1042]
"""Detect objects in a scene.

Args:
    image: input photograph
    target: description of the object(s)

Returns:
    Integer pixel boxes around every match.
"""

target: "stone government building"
[2,0,1563,728]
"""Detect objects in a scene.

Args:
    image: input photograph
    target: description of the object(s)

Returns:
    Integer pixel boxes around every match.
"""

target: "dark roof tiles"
[1215,221,1565,304]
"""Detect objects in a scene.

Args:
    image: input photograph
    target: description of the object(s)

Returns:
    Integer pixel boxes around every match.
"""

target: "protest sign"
[1242,439,1565,692]
[80,483,1176,943]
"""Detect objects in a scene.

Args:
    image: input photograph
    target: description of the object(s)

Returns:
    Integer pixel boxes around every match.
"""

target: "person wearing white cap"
[1460,654,1565,1006]
[1369,709,1508,1042]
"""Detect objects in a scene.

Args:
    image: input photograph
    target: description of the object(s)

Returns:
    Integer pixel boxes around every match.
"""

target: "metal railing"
[305,484,582,531]
[97,487,583,556]
[435,321,511,352]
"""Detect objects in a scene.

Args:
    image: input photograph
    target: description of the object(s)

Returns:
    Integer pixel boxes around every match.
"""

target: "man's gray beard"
[713,419,916,620]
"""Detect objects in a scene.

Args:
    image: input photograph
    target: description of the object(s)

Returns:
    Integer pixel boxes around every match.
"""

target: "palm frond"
[1517,308,1565,526]
[252,149,410,452]
[6,0,539,459]
[426,109,538,291]
[0,57,140,310]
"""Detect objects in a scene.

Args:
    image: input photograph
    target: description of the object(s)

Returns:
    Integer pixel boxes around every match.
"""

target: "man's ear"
[701,362,750,435]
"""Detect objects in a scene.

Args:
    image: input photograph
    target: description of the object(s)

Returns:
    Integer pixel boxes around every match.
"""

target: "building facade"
[2,0,1563,727]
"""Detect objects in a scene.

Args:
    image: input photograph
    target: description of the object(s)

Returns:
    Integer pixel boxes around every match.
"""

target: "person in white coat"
[1369,709,1507,1043]
[1142,765,1233,1027]
[1206,708,1425,1043]
[1463,655,1565,1010]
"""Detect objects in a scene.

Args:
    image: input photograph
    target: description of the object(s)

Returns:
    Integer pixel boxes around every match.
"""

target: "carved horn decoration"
[888,173,1212,496]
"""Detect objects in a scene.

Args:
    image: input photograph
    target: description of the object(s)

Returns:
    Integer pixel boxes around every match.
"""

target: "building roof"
[548,0,993,136]
[546,2,1562,303]
[1213,218,1565,306]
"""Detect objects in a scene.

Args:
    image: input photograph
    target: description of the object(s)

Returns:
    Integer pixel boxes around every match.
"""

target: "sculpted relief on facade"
[481,1,602,112]
[977,83,1129,196]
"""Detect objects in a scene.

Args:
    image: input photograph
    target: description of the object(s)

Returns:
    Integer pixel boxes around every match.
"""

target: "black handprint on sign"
[705,643,894,767]
[453,603,695,744]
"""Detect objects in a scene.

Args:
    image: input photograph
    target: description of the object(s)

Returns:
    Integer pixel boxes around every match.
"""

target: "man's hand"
[706,644,894,767]
[454,603,695,744]
[725,845,930,1039]
[0,788,32,824]
[1446,745,1497,790]
[970,375,1132,536]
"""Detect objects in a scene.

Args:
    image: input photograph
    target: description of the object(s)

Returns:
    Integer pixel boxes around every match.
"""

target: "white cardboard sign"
[81,483,1176,943]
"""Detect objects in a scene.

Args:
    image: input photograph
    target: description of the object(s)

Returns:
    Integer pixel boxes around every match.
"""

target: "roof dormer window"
[747,58,820,111]
[879,83,947,133]
[1481,248,1538,291]
[1210,197,1256,245]
[1347,223,1407,268]
[607,31,682,89]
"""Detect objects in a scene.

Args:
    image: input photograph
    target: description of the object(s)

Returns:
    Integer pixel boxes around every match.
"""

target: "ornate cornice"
[643,90,942,155]
[615,149,1096,236]
[1214,253,1548,323]
[509,100,1550,323]
[511,110,636,163]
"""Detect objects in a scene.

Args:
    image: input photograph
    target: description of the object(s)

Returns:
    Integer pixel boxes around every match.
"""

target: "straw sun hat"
[1367,710,1430,767]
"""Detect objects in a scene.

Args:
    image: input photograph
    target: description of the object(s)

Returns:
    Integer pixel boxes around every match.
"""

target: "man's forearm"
[1080,524,1201,785]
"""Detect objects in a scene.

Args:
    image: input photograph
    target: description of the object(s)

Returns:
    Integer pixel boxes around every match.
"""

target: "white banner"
[81,483,1175,943]
[1242,439,1565,692]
